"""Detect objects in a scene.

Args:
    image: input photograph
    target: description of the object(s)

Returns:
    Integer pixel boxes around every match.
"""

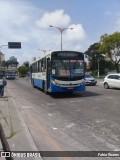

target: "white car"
[104,73,120,89]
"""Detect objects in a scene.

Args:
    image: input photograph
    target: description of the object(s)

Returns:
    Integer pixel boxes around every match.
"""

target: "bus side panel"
[33,78,44,89]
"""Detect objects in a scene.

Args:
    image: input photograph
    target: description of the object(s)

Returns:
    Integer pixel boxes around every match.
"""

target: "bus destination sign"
[57,52,80,57]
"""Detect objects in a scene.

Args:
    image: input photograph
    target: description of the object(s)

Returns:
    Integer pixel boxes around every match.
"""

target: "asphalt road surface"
[7,77,120,160]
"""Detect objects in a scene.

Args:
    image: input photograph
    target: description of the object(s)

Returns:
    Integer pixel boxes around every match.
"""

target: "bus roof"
[30,50,52,65]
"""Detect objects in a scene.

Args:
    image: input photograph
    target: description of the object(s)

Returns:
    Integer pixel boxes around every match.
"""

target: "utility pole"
[49,25,73,50]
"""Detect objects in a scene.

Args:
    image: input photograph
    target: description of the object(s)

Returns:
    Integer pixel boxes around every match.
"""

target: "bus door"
[46,58,51,90]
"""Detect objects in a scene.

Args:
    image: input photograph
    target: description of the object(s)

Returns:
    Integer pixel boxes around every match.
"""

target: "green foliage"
[84,43,105,74]
[1,60,19,69]
[23,61,29,68]
[99,32,120,72]
[85,43,101,55]
[18,66,29,76]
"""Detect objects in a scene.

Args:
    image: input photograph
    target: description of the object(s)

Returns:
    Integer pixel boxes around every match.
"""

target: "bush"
[18,66,29,76]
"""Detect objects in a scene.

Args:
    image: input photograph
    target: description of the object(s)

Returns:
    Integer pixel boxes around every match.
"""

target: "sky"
[0,0,120,65]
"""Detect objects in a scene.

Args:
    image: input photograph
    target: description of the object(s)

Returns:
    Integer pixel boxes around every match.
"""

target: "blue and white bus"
[30,50,86,93]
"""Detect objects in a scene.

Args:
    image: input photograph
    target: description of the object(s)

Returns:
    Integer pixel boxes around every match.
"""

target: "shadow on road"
[108,88,120,91]
[50,91,102,99]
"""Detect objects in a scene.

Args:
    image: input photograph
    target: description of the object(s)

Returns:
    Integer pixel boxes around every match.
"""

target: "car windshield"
[52,59,84,78]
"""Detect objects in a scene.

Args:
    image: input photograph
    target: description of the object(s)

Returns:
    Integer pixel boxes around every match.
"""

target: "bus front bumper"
[50,83,86,93]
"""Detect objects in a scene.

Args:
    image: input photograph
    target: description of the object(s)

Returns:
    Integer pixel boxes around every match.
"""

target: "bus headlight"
[52,80,55,85]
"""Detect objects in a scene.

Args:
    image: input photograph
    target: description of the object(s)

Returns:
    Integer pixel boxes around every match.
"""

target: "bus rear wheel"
[43,83,48,94]
[32,82,35,88]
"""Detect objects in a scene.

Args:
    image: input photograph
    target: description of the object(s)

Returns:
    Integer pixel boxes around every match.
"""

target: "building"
[0,52,5,62]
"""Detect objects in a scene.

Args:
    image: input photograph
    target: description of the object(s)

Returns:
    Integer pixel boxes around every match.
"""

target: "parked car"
[104,73,120,89]
[85,74,97,86]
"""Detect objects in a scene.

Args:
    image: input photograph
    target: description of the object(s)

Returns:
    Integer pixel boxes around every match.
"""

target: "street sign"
[8,42,21,49]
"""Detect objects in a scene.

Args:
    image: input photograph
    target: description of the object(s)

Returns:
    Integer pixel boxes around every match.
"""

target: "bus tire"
[32,81,35,88]
[33,84,36,88]
[43,82,48,94]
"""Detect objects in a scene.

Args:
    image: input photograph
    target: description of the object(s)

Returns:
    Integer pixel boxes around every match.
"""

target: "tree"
[1,60,6,69]
[84,43,105,75]
[1,59,19,69]
[18,66,29,76]
[99,32,120,73]
[1,60,10,69]
[23,61,29,68]
[12,61,19,68]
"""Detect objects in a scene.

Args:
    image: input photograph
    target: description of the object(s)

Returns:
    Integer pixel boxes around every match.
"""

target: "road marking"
[70,100,84,103]
[106,96,113,99]
[46,103,56,106]
[48,113,53,116]
[95,119,105,124]
[21,105,31,109]
[66,123,75,128]
[52,127,58,130]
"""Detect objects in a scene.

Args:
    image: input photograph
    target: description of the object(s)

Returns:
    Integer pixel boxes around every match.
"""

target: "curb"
[0,88,43,160]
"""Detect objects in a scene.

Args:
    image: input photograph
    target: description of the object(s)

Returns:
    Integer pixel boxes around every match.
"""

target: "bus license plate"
[68,87,73,89]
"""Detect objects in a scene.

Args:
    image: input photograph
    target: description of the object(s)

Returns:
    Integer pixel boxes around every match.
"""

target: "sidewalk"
[0,87,43,160]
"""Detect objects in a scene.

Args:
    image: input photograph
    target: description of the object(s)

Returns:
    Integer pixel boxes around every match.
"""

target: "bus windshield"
[52,59,84,78]
[6,72,15,75]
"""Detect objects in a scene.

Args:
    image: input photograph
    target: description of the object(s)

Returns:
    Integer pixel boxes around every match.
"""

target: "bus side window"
[38,60,42,72]
[42,58,46,72]
[38,62,40,72]
[41,59,43,72]
[39,60,41,72]
[30,66,32,73]
[35,64,37,73]
[32,63,37,73]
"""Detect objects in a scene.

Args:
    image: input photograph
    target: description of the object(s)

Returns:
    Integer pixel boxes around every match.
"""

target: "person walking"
[0,73,7,97]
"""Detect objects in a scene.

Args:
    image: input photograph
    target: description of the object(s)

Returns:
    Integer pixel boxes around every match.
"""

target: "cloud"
[13,15,30,26]
[35,9,71,28]
[116,19,120,29]
[64,24,86,41]
[116,18,120,25]
[115,12,120,30]
[35,9,86,50]
[0,1,87,64]
[0,1,33,42]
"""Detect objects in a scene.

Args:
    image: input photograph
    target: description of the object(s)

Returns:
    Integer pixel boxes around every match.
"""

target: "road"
[6,77,120,160]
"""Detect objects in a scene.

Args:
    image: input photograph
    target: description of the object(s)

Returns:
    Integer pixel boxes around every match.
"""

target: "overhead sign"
[8,42,21,49]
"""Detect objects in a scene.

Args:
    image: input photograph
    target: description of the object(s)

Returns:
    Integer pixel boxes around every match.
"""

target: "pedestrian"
[0,73,7,98]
